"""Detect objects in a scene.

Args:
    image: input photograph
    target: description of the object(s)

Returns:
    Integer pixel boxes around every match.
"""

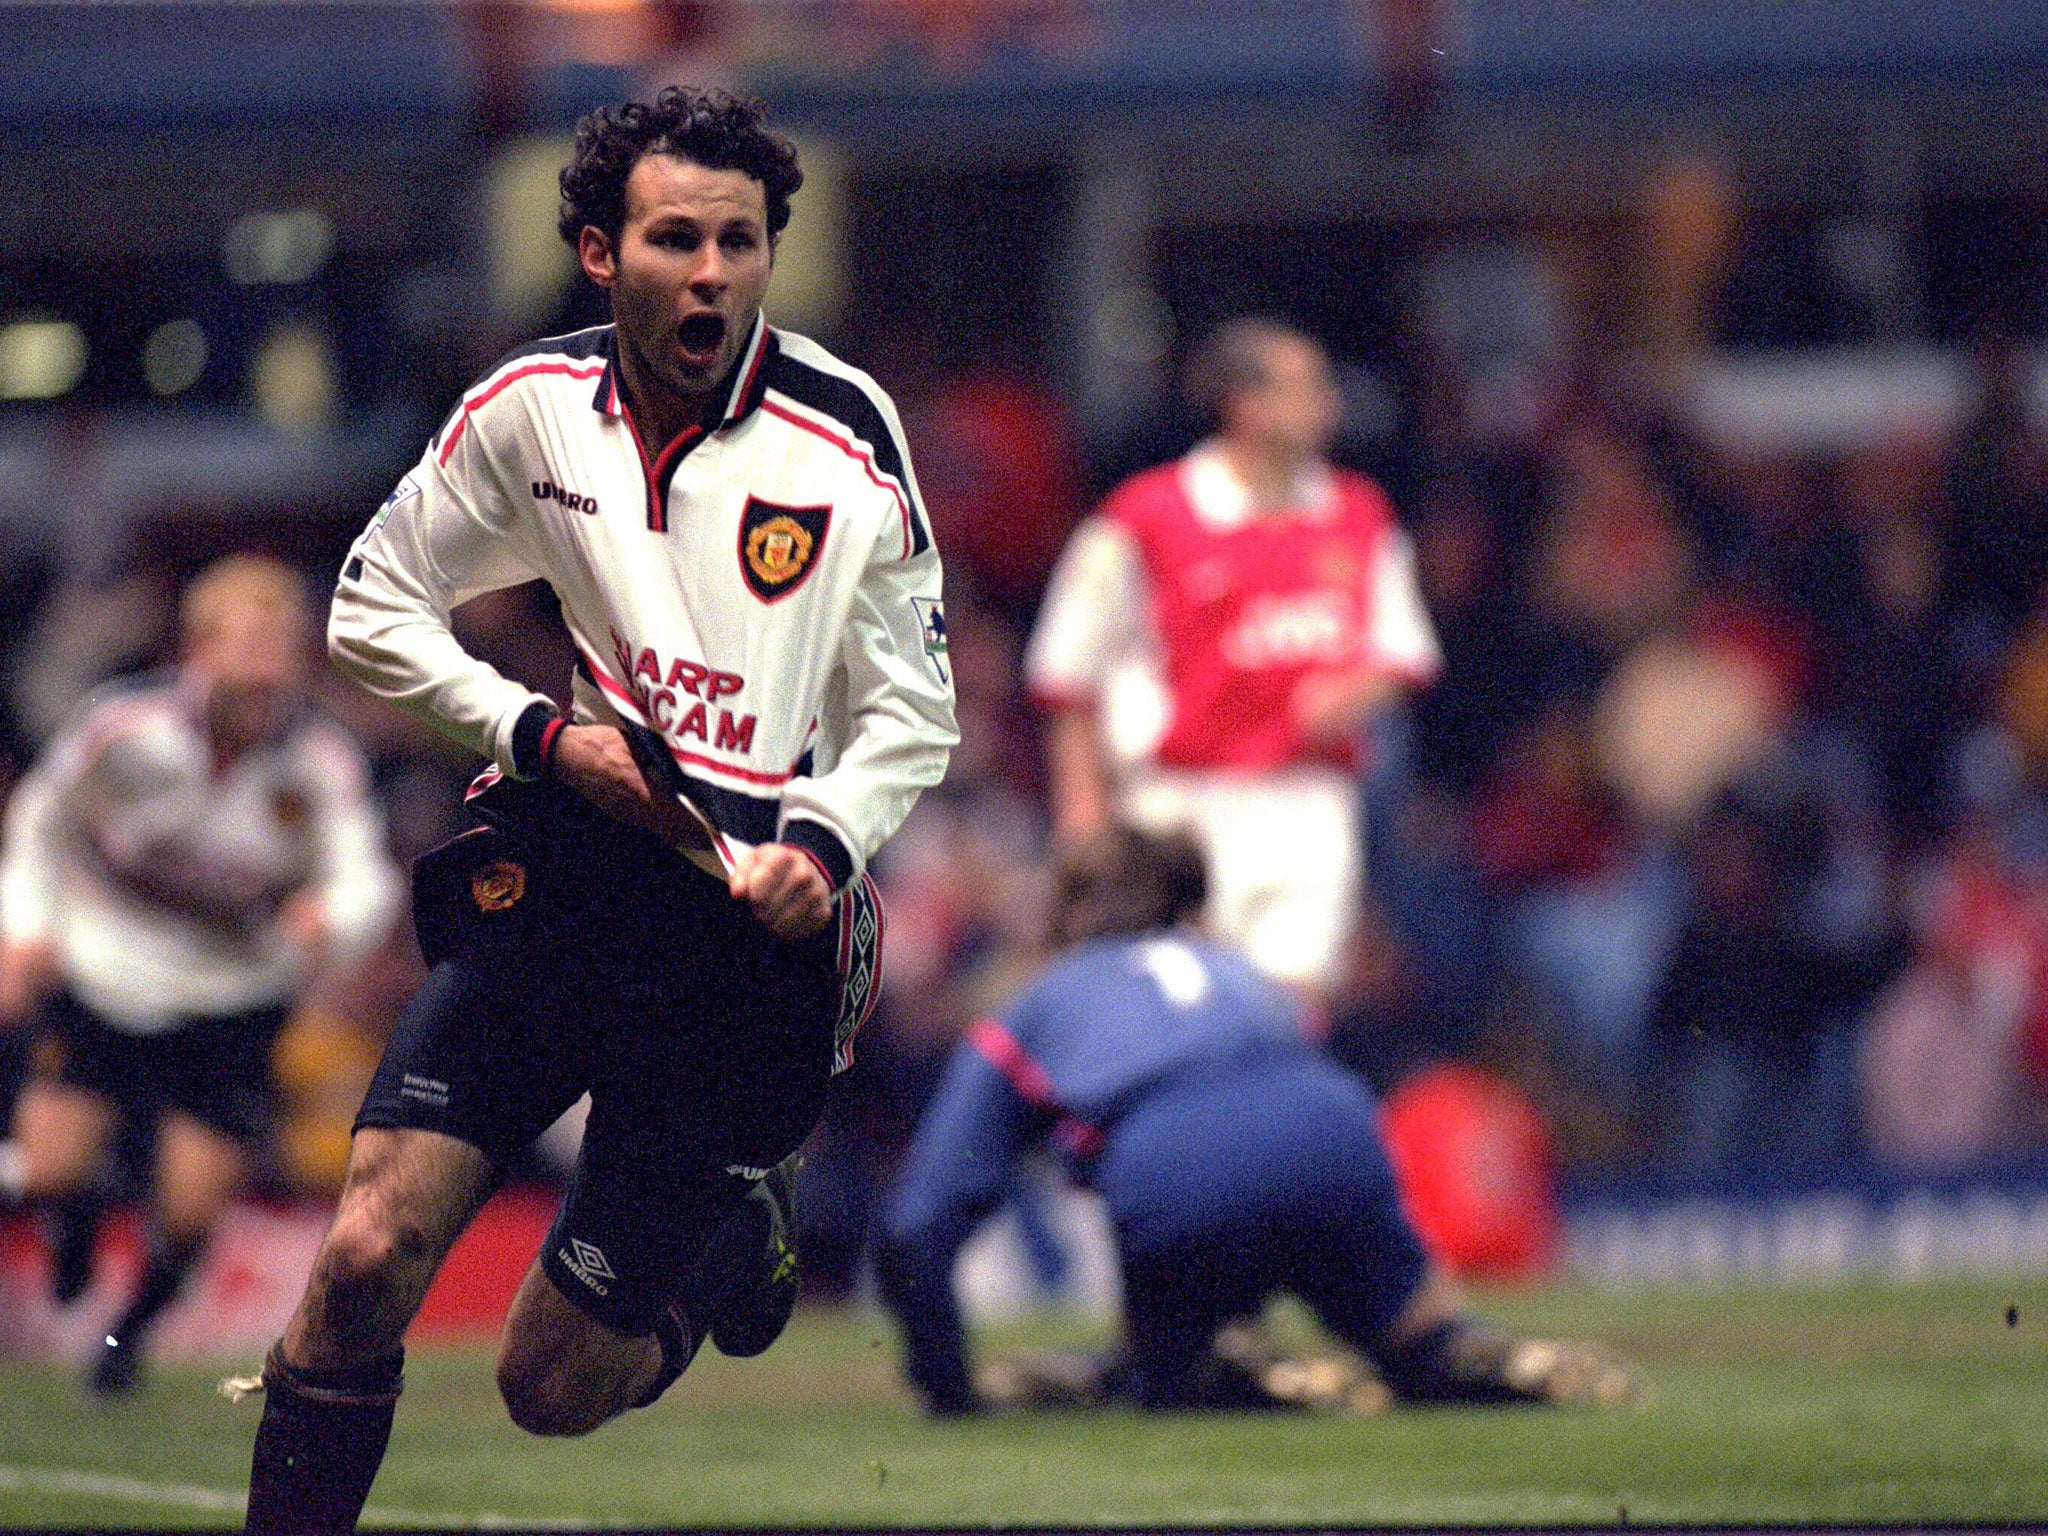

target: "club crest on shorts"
[470,859,526,912]
[739,496,830,602]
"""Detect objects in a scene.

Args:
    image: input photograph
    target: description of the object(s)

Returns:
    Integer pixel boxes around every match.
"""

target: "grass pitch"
[0,1279,2041,1527]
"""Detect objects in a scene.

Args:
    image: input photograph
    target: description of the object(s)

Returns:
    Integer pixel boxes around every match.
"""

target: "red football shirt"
[1101,453,1429,772]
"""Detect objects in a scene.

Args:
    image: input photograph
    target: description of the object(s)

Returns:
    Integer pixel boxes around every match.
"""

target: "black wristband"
[536,714,567,775]
[509,701,561,780]
[780,817,855,894]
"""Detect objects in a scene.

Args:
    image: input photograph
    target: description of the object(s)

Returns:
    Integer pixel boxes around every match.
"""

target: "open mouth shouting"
[676,311,729,372]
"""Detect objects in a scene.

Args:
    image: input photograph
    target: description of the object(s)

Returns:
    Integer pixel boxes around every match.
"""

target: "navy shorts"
[31,990,286,1146]
[358,778,881,1334]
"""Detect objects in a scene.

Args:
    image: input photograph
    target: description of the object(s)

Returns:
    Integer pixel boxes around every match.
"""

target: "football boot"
[698,1153,801,1359]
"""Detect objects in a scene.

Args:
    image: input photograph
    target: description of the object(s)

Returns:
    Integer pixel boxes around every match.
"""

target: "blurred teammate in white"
[0,554,400,1394]
[1027,319,1440,1000]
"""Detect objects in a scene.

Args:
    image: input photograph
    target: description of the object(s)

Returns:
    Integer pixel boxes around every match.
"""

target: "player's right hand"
[1290,667,1400,746]
[550,724,702,846]
[729,843,834,941]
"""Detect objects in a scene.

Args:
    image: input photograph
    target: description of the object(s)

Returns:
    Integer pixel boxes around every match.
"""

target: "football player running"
[0,555,399,1397]
[241,88,955,1533]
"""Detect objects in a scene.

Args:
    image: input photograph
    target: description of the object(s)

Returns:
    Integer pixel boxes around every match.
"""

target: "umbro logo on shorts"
[558,1237,616,1296]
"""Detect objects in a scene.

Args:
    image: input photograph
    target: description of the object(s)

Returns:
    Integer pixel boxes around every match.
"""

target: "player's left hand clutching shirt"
[330,318,958,892]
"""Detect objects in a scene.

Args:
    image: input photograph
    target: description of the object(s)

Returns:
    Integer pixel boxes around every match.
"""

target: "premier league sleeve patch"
[739,496,831,602]
[911,596,950,684]
[374,472,420,528]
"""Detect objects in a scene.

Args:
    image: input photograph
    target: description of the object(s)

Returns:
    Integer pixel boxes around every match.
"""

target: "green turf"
[0,1280,2041,1527]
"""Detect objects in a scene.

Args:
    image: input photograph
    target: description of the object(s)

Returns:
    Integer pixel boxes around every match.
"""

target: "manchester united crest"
[471,860,526,912]
[739,496,831,602]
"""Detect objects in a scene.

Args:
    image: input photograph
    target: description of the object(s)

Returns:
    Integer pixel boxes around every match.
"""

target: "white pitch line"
[0,1464,243,1515]
[0,1463,593,1528]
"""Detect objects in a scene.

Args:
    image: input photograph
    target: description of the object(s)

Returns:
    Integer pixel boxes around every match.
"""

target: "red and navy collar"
[606,317,779,533]
[591,313,775,432]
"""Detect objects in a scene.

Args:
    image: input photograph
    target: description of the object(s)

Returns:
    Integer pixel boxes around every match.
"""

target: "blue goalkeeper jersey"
[879,931,1408,1410]
[963,932,1309,1158]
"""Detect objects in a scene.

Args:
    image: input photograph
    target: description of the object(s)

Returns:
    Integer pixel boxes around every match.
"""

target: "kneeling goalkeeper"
[876,826,1630,1413]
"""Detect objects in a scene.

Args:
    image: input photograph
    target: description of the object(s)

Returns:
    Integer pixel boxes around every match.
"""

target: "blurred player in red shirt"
[1027,319,1440,1000]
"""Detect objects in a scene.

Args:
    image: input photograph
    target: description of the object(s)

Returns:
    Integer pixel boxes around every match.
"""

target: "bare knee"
[496,1357,612,1437]
[12,1084,113,1196]
[493,1263,656,1437]
[319,1200,435,1299]
[288,1210,420,1365]
[288,1130,492,1365]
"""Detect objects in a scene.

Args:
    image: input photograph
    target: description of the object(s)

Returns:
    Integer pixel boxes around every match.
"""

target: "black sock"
[633,1299,705,1409]
[245,1342,404,1535]
[44,1189,108,1305]
[109,1232,203,1348]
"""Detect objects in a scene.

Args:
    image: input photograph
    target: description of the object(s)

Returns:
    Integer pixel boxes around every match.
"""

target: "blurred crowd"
[5,254,2048,1304]
[1352,328,2048,1184]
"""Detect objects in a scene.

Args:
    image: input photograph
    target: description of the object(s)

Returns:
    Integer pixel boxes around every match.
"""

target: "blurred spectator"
[1861,829,2048,1170]
[1521,420,1693,709]
[1942,326,2048,660]
[1478,702,1682,1089]
[1404,484,1537,799]
[1998,599,2048,811]
[909,370,1086,626]
[1858,705,2048,1171]
[1823,445,1962,849]
[1474,706,1627,887]
[1644,757,1898,1177]
[1593,605,1797,837]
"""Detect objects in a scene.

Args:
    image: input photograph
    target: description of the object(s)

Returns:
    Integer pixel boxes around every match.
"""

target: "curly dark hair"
[558,86,804,249]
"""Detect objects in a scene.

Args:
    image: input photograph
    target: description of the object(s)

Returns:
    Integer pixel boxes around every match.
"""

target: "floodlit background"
[2,0,2047,1425]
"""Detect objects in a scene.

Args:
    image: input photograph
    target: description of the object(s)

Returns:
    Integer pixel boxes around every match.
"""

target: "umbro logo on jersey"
[532,478,599,515]
[558,1238,616,1296]
[739,496,830,602]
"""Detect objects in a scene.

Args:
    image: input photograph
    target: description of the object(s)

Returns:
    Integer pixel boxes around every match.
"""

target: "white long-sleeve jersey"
[330,317,958,889]
[0,675,402,1034]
